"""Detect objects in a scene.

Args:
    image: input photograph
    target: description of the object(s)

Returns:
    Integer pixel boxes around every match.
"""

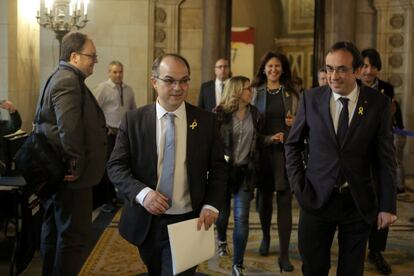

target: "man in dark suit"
[361,48,398,274]
[285,41,397,276]
[107,53,227,275]
[198,58,230,111]
[38,32,107,275]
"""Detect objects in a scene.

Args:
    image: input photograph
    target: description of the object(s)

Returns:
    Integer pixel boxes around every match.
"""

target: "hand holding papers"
[167,218,215,275]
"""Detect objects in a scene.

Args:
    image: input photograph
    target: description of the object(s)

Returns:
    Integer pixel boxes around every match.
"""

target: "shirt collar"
[215,78,226,86]
[106,79,124,88]
[59,60,86,79]
[371,78,379,90]
[332,83,359,104]
[156,101,186,120]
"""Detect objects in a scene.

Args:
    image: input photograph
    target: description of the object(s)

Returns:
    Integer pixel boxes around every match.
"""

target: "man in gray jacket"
[38,32,107,276]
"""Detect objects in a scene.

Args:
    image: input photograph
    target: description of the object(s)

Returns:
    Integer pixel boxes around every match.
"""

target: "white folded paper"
[167,218,215,275]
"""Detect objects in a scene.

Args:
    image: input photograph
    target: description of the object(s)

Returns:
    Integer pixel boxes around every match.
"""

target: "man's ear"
[70,52,78,64]
[151,77,158,90]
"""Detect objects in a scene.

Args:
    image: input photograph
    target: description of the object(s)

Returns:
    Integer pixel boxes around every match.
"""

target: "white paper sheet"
[167,218,215,275]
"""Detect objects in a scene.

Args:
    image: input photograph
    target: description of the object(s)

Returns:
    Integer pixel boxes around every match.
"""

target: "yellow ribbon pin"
[190,120,198,130]
[358,107,364,115]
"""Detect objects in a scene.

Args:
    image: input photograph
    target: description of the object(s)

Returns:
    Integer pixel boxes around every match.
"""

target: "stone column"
[202,0,231,82]
[325,0,357,49]
[374,0,414,174]
[355,0,377,49]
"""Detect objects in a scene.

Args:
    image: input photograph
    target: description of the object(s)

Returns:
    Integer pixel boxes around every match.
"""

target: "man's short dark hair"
[151,53,191,77]
[361,48,382,71]
[318,67,327,74]
[60,32,89,62]
[327,41,363,71]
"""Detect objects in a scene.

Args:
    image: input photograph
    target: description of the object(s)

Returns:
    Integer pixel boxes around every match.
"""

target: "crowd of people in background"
[0,31,405,276]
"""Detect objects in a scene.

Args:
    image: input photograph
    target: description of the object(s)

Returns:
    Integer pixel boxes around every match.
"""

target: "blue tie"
[158,112,175,206]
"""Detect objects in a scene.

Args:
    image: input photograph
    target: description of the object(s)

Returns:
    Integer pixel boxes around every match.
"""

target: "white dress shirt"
[330,84,359,133]
[136,101,219,215]
[215,78,226,106]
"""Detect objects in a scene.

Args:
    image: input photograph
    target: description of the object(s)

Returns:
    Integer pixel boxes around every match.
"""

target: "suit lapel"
[147,104,158,183]
[318,87,337,145]
[185,103,198,168]
[344,86,367,146]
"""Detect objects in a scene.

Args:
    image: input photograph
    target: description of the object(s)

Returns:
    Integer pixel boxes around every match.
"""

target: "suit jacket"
[38,61,107,189]
[285,85,396,223]
[377,79,394,100]
[107,102,228,246]
[198,80,216,111]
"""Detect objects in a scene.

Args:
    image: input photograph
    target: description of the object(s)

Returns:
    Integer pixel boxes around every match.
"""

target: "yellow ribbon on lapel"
[358,107,363,115]
[189,120,198,130]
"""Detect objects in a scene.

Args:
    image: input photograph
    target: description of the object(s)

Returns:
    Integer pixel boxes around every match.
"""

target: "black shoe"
[217,241,229,257]
[278,257,294,272]
[368,251,392,275]
[259,238,270,256]
[100,203,116,213]
[232,264,244,276]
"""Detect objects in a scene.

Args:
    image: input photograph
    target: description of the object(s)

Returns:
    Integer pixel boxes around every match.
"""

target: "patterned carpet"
[80,178,414,275]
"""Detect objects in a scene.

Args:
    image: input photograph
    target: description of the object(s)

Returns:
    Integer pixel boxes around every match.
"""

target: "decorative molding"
[388,74,403,88]
[389,54,403,68]
[287,0,314,34]
[155,26,166,42]
[389,34,404,48]
[155,7,167,23]
[390,14,405,29]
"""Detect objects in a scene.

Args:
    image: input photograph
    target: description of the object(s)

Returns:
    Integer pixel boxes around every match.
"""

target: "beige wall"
[2,0,40,131]
[40,0,151,109]
[180,0,203,104]
[232,0,281,71]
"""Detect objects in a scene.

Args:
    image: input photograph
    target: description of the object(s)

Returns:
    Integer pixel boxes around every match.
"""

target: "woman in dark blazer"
[252,51,298,272]
[214,76,261,275]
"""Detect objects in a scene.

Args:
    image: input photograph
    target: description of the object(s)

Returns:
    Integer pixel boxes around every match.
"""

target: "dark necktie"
[158,113,175,206]
[337,97,349,146]
[117,84,124,106]
[220,82,225,94]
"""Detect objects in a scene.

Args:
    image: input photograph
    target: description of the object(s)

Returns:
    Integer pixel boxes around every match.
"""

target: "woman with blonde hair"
[214,76,261,276]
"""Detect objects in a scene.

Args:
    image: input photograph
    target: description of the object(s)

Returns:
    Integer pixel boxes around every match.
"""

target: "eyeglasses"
[215,65,229,69]
[155,76,191,87]
[325,65,352,74]
[77,52,98,61]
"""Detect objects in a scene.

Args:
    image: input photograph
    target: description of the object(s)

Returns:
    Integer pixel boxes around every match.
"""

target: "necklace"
[267,85,283,95]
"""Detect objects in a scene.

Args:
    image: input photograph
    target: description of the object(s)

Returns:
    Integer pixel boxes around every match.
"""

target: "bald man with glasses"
[198,58,230,111]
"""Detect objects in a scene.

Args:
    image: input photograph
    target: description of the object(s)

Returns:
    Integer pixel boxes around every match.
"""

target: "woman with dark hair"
[214,76,261,276]
[252,51,298,272]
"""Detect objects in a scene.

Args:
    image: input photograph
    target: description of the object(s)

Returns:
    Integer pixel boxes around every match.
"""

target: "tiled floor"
[2,178,414,275]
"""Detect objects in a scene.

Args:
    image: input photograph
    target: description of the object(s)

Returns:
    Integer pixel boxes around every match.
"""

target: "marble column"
[202,0,231,82]
[374,0,414,174]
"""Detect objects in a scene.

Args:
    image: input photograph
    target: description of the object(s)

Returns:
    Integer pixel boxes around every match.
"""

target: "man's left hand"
[377,211,397,229]
[197,208,218,231]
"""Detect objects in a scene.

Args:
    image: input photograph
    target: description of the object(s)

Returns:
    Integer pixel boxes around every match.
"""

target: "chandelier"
[37,0,90,46]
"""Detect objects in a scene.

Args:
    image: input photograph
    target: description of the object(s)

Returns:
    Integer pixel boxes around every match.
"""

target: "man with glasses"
[285,41,397,276]
[37,32,107,275]
[94,61,136,212]
[361,48,404,275]
[107,53,227,275]
[198,58,230,111]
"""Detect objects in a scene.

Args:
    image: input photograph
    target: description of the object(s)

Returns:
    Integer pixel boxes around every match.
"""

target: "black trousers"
[298,191,372,276]
[138,212,197,276]
[368,222,389,252]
